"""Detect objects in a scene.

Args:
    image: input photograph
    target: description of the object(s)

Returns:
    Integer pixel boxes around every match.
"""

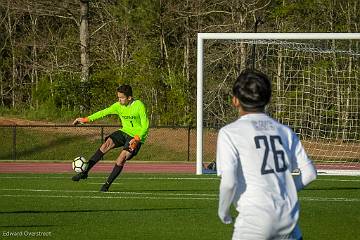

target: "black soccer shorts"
[105,130,142,160]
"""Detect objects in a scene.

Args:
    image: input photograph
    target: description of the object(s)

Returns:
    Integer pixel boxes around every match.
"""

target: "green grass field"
[0,173,359,240]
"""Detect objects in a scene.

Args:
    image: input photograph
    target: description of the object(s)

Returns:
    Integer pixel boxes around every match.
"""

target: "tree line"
[0,0,359,129]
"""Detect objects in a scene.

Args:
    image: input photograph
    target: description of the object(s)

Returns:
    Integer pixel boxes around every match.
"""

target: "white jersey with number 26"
[217,113,316,239]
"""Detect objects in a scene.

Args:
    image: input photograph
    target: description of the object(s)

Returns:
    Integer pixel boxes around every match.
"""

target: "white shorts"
[232,202,302,240]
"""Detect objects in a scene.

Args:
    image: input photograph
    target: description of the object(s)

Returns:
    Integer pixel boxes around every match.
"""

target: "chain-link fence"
[0,125,218,163]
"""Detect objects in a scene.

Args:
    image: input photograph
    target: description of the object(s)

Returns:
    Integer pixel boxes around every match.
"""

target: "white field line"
[0,188,217,197]
[0,176,359,182]
[0,194,359,202]
[0,194,217,201]
[0,176,219,180]
[315,178,360,182]
[0,189,359,202]
[300,197,360,202]
[317,170,360,176]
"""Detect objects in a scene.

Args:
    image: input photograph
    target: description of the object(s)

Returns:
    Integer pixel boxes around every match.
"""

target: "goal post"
[196,32,360,175]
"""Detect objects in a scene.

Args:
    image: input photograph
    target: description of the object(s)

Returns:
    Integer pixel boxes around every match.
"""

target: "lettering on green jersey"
[122,116,137,120]
[87,100,149,142]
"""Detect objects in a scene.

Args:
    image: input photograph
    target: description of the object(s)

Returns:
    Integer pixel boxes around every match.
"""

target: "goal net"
[196,33,360,175]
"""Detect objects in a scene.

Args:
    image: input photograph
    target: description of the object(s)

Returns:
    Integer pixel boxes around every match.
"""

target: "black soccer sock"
[85,149,104,173]
[105,164,124,185]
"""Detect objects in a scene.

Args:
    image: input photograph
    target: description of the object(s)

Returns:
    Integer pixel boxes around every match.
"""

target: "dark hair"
[117,84,133,97]
[232,69,271,112]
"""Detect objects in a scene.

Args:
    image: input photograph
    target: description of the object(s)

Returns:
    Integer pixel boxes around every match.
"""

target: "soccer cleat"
[71,172,88,181]
[100,182,110,192]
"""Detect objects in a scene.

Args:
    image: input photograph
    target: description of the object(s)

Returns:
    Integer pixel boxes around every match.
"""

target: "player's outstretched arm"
[73,117,89,125]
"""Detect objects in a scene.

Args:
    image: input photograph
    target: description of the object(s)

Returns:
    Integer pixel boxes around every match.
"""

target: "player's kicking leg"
[100,137,141,192]
[72,137,115,181]
[99,150,130,192]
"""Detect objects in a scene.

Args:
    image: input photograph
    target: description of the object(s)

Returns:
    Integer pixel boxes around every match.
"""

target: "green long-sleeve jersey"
[87,100,149,142]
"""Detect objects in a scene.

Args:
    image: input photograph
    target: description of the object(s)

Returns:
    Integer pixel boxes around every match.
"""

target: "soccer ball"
[72,156,88,173]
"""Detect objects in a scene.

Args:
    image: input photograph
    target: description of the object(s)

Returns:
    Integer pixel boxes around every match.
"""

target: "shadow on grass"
[0,135,85,160]
[0,224,57,228]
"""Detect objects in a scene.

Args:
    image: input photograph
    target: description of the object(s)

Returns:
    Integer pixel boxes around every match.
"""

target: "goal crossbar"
[196,32,360,175]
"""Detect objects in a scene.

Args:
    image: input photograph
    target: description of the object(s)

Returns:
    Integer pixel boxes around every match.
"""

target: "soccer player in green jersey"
[71,85,149,192]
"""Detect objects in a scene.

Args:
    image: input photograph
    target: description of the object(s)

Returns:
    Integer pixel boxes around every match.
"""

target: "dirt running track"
[0,162,196,174]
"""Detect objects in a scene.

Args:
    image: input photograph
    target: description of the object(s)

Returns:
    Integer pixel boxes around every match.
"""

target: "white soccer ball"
[72,156,88,173]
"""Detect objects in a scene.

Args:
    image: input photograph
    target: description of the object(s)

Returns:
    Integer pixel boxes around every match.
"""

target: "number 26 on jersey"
[254,135,288,175]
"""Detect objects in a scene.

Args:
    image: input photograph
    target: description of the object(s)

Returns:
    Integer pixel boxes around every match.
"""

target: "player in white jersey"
[216,69,317,240]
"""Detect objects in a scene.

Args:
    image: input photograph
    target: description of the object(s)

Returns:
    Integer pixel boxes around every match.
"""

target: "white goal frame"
[196,32,360,175]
